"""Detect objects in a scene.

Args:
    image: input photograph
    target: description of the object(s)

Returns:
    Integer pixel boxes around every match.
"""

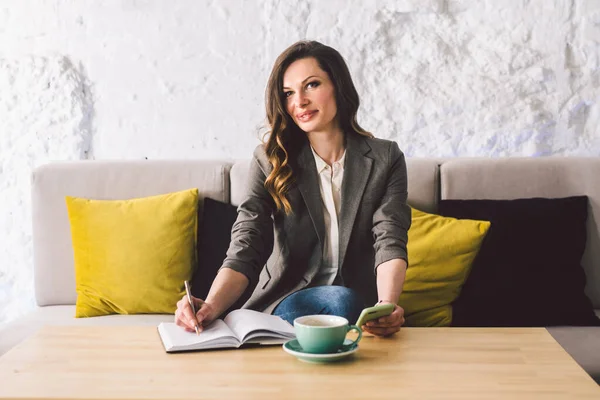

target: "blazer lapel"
[295,142,326,250]
[339,134,373,269]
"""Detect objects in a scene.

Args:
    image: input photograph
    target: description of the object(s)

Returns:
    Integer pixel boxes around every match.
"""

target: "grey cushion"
[0,306,174,357]
[32,160,232,307]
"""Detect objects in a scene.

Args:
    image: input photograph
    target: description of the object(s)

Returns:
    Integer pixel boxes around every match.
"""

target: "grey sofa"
[0,157,599,382]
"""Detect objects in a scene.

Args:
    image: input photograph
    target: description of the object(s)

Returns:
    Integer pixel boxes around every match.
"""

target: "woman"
[176,40,411,337]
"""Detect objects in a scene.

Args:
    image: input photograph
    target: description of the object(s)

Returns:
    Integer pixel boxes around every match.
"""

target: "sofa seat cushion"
[0,306,173,357]
[547,314,600,384]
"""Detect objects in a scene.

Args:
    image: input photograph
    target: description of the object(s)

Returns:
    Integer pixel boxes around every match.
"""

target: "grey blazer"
[222,133,411,314]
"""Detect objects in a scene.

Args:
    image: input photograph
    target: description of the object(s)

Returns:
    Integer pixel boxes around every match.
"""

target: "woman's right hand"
[174,295,217,333]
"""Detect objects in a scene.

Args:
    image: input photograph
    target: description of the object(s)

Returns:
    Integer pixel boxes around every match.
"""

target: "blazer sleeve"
[372,141,412,273]
[221,145,275,288]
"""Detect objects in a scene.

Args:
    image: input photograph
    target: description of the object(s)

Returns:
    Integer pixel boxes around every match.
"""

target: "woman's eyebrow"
[283,75,319,90]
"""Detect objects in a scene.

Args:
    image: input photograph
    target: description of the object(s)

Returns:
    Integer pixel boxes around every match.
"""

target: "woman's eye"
[284,91,293,98]
[307,81,320,89]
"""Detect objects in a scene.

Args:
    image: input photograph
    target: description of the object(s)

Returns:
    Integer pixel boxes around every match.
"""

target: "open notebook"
[158,309,296,352]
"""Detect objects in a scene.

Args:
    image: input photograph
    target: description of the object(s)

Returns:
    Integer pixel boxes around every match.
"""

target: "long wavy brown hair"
[263,40,373,215]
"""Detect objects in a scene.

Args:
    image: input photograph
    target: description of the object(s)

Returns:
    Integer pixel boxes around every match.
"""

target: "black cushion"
[190,198,239,300]
[438,196,600,327]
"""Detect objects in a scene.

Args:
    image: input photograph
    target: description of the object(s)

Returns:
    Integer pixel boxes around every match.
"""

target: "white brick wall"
[1,0,599,328]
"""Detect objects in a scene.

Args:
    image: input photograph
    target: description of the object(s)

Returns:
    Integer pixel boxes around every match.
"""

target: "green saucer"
[282,339,358,363]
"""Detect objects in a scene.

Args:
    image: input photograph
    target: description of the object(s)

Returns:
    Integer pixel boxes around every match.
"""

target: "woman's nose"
[296,93,309,108]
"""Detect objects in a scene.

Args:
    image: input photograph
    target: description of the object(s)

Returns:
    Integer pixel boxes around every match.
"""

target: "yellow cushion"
[66,188,199,317]
[399,207,491,327]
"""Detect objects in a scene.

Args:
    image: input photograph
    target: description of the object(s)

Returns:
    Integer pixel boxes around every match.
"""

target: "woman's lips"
[297,110,317,122]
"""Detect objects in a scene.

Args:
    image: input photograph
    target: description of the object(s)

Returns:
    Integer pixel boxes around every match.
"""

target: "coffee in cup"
[293,315,362,354]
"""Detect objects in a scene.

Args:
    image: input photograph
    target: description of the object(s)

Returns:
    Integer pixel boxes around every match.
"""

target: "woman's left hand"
[361,303,405,337]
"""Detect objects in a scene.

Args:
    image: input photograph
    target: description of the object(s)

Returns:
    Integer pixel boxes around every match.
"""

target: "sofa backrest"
[32,160,232,306]
[230,158,442,212]
[441,158,600,308]
[31,156,600,310]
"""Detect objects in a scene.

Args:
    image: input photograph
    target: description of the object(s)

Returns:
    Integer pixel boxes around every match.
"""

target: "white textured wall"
[1,0,600,328]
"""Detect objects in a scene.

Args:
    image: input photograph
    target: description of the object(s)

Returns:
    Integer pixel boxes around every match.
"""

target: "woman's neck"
[307,129,346,166]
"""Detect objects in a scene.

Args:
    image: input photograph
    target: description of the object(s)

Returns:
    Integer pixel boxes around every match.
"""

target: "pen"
[184,280,201,336]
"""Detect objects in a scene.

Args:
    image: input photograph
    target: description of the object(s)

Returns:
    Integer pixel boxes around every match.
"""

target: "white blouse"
[310,146,346,286]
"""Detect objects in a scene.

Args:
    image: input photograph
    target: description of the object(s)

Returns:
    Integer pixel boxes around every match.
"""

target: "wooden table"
[0,326,598,399]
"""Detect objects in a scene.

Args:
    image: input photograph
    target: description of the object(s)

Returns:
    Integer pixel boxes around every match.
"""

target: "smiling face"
[282,57,339,135]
